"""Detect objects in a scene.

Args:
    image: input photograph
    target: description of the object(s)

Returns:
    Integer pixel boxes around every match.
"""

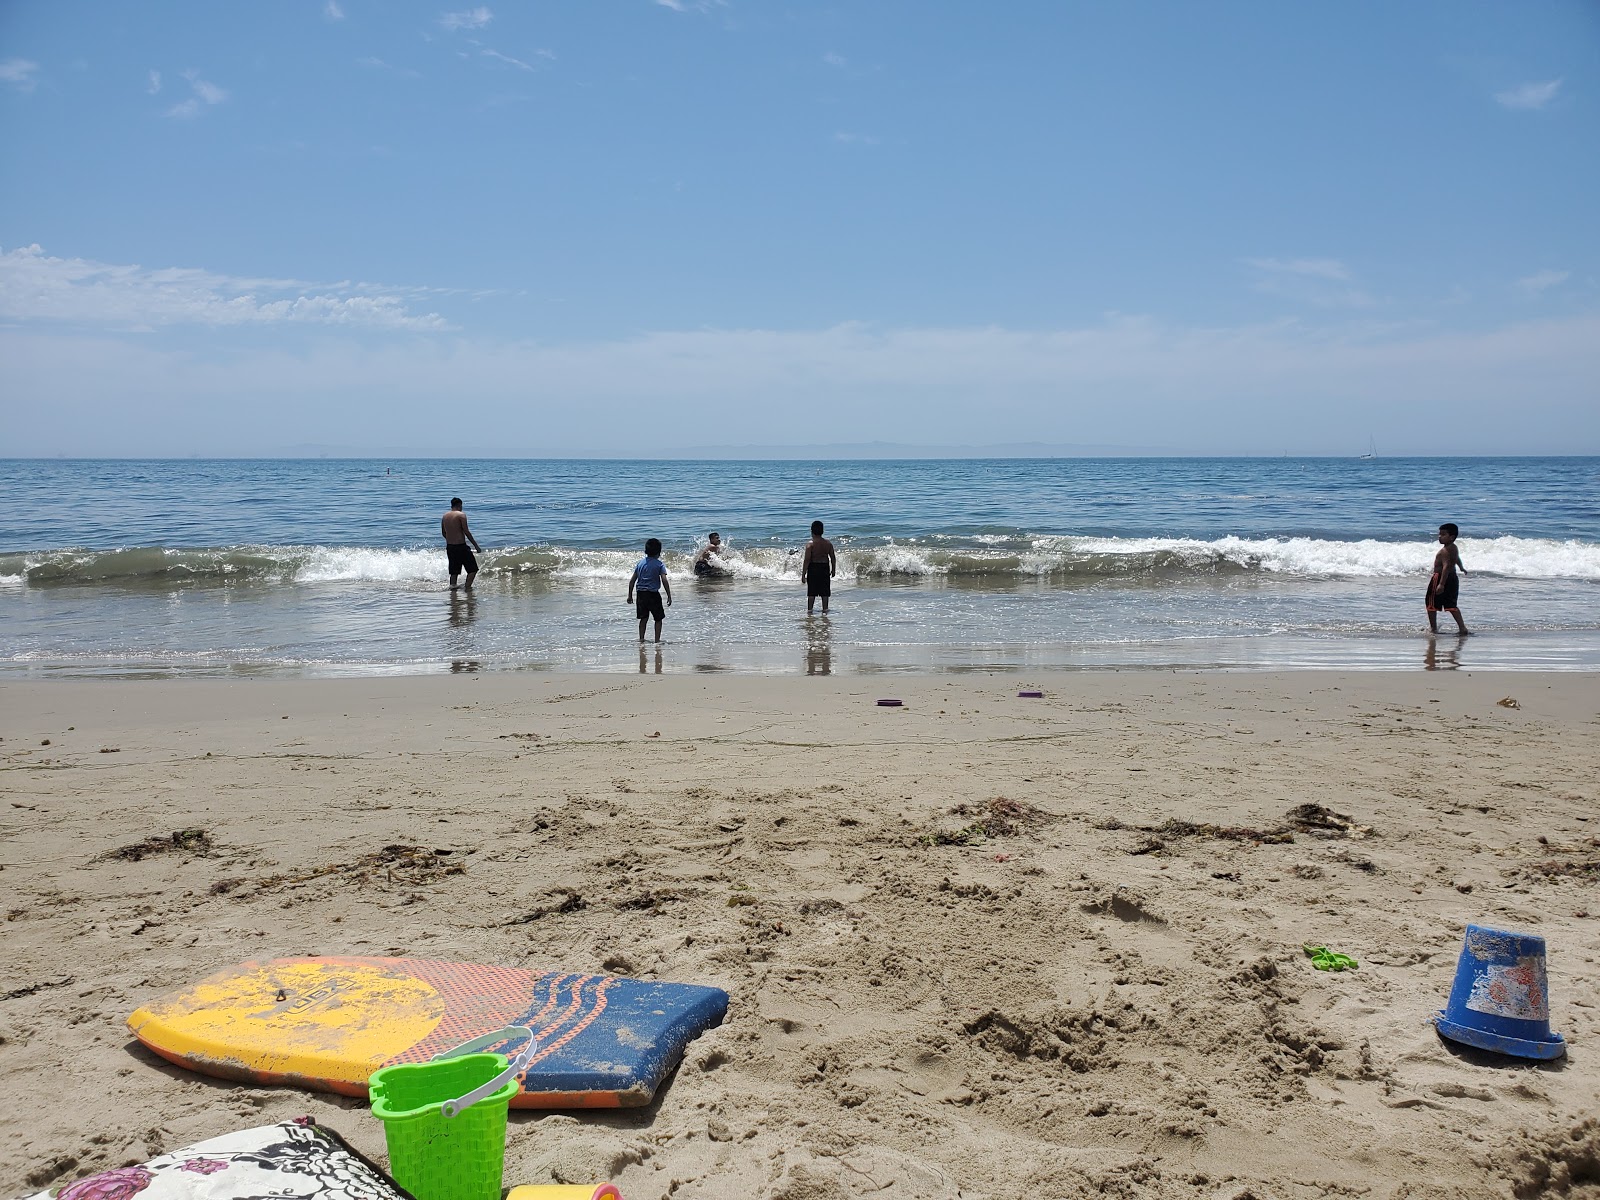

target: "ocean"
[2,457,1596,676]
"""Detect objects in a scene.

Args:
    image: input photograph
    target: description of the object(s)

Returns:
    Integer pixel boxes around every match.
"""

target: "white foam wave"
[1057,535,1600,580]
[294,546,443,583]
[6,534,1596,588]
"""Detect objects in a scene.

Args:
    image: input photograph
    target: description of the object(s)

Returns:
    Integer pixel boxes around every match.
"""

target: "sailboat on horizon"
[1358,436,1377,460]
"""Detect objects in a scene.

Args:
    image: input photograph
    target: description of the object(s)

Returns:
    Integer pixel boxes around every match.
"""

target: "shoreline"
[4,670,1597,1197]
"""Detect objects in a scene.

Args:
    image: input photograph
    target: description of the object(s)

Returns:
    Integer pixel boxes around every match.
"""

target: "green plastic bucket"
[369,1052,519,1200]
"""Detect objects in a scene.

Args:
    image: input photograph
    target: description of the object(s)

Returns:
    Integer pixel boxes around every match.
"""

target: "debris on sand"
[248,844,466,896]
[1496,697,1521,710]
[1284,804,1373,839]
[1100,816,1294,847]
[925,796,1050,846]
[1519,858,1600,882]
[104,828,213,862]
[507,887,586,923]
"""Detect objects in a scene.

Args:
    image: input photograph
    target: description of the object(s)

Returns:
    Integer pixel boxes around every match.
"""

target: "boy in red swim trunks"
[1426,523,1469,635]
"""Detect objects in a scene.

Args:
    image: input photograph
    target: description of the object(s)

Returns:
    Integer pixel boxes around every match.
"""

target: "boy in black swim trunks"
[1426,523,1469,635]
[800,520,836,615]
[627,537,672,643]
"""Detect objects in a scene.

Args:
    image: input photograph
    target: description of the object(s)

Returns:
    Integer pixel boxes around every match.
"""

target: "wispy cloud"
[1517,268,1569,297]
[189,74,227,105]
[165,69,229,118]
[146,69,162,95]
[1245,257,1350,282]
[324,0,345,19]
[834,131,878,146]
[654,0,724,12]
[481,48,535,71]
[822,52,846,67]
[358,56,421,78]
[440,7,492,31]
[1244,257,1374,307]
[1495,78,1562,110]
[0,244,450,332]
[0,58,40,93]
[8,311,1598,455]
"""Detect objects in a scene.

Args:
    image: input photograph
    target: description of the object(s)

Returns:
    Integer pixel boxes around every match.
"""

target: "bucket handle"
[432,1025,539,1119]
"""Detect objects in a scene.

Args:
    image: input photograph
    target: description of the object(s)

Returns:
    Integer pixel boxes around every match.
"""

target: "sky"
[1,1,1596,457]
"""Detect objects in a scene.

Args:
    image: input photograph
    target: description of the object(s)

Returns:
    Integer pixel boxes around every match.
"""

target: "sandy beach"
[2,670,1597,1199]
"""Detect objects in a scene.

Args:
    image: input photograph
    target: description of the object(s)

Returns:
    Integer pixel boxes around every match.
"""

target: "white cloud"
[653,0,724,12]
[324,0,345,18]
[191,78,227,104]
[358,56,421,78]
[1245,257,1350,282]
[834,131,878,145]
[1495,78,1562,110]
[0,244,450,332]
[823,52,846,67]
[440,7,492,30]
[147,69,162,94]
[165,69,228,118]
[0,58,40,92]
[1245,257,1374,307]
[1517,268,1569,297]
[481,48,534,71]
[6,311,1598,455]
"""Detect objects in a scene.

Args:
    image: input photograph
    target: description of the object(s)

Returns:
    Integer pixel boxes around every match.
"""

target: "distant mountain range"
[257,439,1170,460]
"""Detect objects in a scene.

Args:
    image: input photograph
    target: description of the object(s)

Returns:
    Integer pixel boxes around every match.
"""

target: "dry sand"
[2,671,1598,1199]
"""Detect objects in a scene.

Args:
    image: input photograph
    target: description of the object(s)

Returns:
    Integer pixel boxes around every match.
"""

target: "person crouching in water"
[627,538,672,643]
[694,532,724,576]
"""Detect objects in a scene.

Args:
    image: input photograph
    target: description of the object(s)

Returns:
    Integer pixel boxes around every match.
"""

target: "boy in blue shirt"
[626,538,673,643]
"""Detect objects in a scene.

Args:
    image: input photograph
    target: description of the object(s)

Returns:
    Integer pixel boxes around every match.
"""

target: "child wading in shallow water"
[1426,523,1469,635]
[801,520,837,615]
[627,538,672,643]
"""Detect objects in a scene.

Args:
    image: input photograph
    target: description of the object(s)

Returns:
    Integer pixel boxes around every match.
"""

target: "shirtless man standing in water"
[441,497,483,591]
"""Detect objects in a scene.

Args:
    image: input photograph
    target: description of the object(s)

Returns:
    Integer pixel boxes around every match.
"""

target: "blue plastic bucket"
[1434,924,1565,1060]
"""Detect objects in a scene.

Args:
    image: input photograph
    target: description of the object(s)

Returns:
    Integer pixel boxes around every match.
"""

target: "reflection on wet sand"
[447,591,478,629]
[806,616,832,676]
[1425,635,1463,671]
[639,644,662,674]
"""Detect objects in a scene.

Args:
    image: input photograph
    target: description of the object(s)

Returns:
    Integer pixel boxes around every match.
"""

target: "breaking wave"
[2,534,1597,589]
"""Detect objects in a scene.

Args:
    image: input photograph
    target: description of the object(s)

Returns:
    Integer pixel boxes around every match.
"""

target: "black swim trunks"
[806,562,832,598]
[1427,573,1459,611]
[446,543,478,576]
[636,590,666,621]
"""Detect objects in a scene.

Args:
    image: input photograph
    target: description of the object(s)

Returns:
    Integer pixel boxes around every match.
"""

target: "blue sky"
[1,1,1596,456]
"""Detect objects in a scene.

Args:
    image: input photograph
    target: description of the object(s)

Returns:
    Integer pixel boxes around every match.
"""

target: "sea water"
[1,457,1596,676]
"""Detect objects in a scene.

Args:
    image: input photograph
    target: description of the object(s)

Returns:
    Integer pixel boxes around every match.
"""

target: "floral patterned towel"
[21,1119,415,1200]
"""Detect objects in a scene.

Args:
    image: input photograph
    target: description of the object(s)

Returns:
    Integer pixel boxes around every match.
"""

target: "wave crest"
[2,533,1595,588]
